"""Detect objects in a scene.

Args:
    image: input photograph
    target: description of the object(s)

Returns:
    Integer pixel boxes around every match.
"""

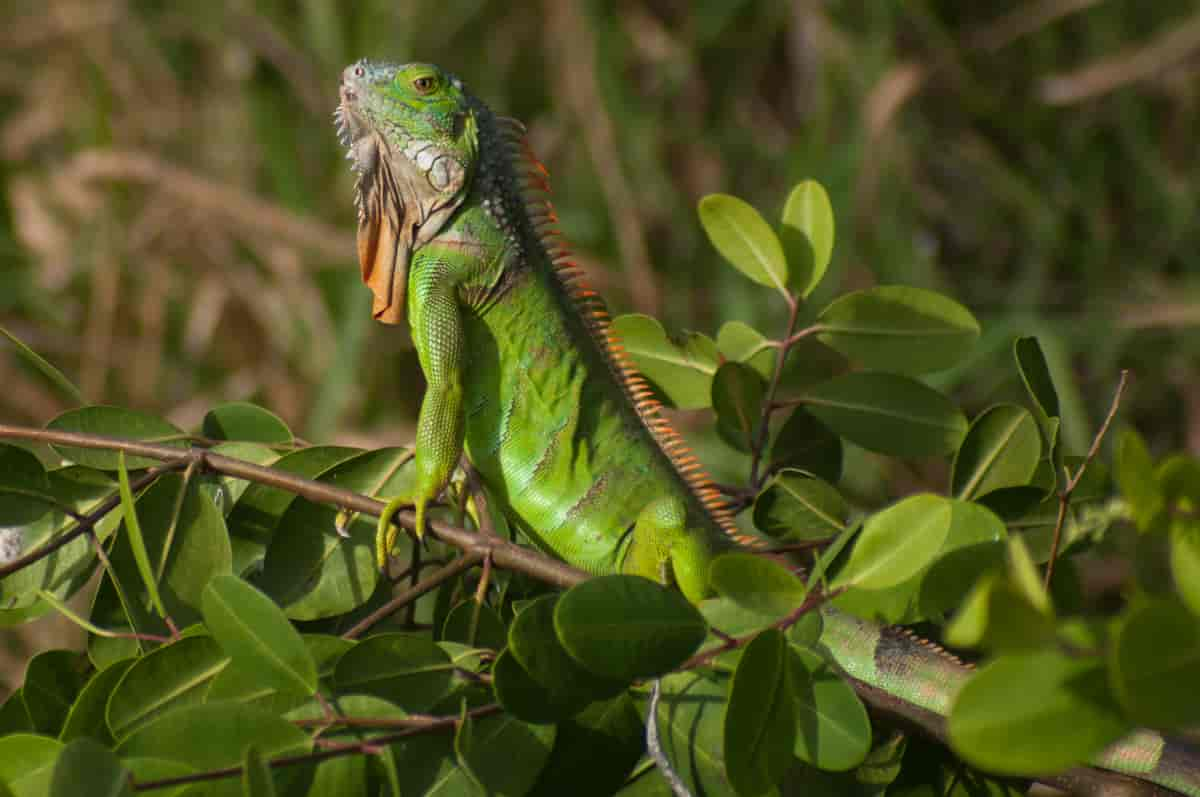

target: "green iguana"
[335,59,1200,796]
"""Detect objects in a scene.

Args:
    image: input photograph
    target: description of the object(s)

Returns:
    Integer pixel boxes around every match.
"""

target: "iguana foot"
[375,495,429,569]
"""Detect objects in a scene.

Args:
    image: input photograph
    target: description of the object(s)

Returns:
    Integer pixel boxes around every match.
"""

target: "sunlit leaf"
[699,194,788,298]
[612,314,719,410]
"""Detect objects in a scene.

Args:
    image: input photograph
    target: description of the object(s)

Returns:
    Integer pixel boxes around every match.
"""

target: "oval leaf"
[712,362,765,453]
[948,650,1127,775]
[802,372,967,458]
[699,194,788,297]
[709,553,806,620]
[1109,598,1200,728]
[952,405,1041,500]
[202,402,293,444]
[753,470,847,542]
[781,180,834,297]
[724,629,795,797]
[611,314,718,410]
[333,633,454,712]
[106,635,229,739]
[834,495,952,590]
[51,738,132,797]
[201,574,317,696]
[817,286,979,375]
[46,406,186,470]
[555,575,707,681]
[0,443,51,526]
[769,407,842,484]
[789,648,871,771]
[716,321,775,380]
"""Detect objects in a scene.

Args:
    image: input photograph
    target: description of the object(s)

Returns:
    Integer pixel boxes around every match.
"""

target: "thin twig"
[749,298,802,489]
[1044,370,1128,587]
[341,553,482,640]
[130,704,503,792]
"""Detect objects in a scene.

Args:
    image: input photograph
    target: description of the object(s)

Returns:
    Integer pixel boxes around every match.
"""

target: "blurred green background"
[1,0,1197,455]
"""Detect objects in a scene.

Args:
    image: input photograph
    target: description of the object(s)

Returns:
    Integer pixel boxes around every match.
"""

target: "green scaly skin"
[336,60,1200,796]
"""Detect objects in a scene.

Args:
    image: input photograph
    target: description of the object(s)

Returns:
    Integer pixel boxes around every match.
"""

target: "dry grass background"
[1,0,1199,689]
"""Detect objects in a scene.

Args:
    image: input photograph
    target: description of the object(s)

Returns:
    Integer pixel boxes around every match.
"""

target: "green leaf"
[834,495,952,590]
[1013,337,1060,452]
[944,572,1055,652]
[46,406,186,470]
[816,286,979,375]
[712,362,765,452]
[769,407,842,484]
[224,445,360,576]
[612,314,719,410]
[724,629,794,797]
[59,658,135,745]
[1116,428,1163,533]
[456,713,556,796]
[951,405,1042,500]
[709,553,806,621]
[1109,598,1200,728]
[780,180,834,297]
[802,373,967,458]
[333,632,454,712]
[656,670,735,797]
[502,596,625,721]
[115,702,309,772]
[0,733,62,795]
[1171,519,1200,616]
[241,745,276,797]
[753,470,847,541]
[117,452,166,619]
[105,473,232,630]
[699,193,789,298]
[555,575,707,681]
[1,325,84,406]
[948,649,1127,775]
[442,600,507,651]
[789,647,871,771]
[202,402,293,445]
[716,321,775,381]
[0,443,51,526]
[51,738,132,797]
[21,650,87,736]
[257,447,413,618]
[201,574,318,696]
[527,695,645,797]
[106,635,229,739]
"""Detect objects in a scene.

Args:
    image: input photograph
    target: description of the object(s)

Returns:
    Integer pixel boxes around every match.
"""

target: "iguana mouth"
[336,78,407,325]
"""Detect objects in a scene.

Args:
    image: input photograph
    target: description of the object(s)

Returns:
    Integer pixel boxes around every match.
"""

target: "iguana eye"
[412,75,437,94]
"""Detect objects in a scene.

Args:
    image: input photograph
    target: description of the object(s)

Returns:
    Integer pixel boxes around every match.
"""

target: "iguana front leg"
[621,496,714,603]
[377,256,468,566]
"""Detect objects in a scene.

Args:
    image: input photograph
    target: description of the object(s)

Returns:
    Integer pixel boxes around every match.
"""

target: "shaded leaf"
[201,575,317,696]
[1109,598,1200,728]
[753,470,846,541]
[948,650,1127,774]
[555,575,707,681]
[202,402,292,445]
[709,552,806,621]
[780,180,834,297]
[724,629,794,797]
[21,650,88,736]
[333,633,454,712]
[1013,337,1060,452]
[712,362,765,452]
[0,443,51,526]
[51,737,131,797]
[613,314,719,410]
[952,405,1041,500]
[528,695,645,797]
[699,194,788,297]
[802,373,967,458]
[59,658,135,745]
[769,407,842,484]
[816,286,979,375]
[457,712,556,796]
[106,635,229,739]
[46,406,186,470]
[716,320,775,380]
[789,647,871,771]
[241,745,276,797]
[442,600,507,651]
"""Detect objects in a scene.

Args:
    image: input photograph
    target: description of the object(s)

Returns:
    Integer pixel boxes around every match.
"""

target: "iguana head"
[336,61,477,324]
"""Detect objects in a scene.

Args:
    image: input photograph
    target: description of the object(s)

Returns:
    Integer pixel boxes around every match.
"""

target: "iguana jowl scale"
[336,60,1200,796]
